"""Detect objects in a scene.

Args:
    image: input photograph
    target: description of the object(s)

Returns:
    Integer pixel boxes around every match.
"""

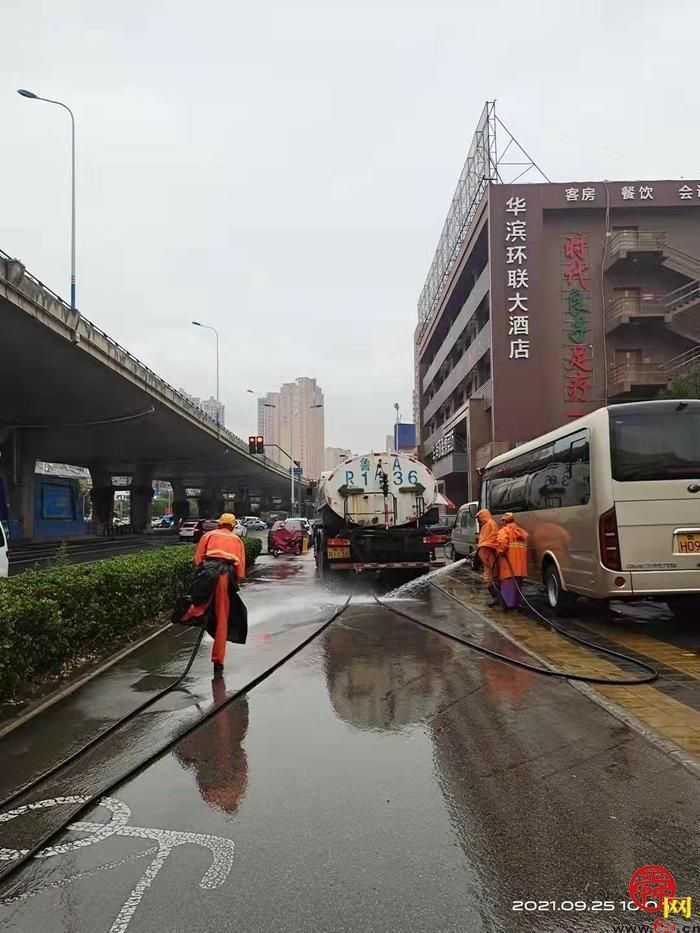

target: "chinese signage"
[562,233,592,418]
[561,182,700,203]
[432,429,455,462]
[505,196,530,361]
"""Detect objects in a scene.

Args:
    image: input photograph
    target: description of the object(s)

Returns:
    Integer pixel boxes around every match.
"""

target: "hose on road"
[0,625,207,813]
[0,590,355,892]
[374,565,658,685]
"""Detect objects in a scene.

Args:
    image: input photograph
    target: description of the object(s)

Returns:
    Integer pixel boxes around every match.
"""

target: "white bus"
[481,400,700,614]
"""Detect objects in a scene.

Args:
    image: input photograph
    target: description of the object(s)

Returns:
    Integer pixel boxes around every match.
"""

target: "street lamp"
[192,321,220,432]
[18,89,77,315]
[290,403,323,517]
[393,402,400,449]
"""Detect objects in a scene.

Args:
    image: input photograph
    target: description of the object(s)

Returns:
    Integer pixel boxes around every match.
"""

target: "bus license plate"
[676,533,700,553]
[327,546,350,560]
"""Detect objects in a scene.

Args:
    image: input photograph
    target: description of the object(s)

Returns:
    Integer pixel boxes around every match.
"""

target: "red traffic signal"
[256,436,265,454]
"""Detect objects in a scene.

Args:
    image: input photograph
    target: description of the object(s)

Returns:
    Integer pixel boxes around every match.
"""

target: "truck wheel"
[315,530,328,577]
[543,563,576,617]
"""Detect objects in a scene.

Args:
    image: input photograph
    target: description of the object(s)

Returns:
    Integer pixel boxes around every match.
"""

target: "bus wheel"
[543,563,576,617]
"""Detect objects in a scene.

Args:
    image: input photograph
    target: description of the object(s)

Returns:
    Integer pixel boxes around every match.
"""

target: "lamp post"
[394,402,400,449]
[17,89,77,315]
[290,403,323,517]
[192,321,220,433]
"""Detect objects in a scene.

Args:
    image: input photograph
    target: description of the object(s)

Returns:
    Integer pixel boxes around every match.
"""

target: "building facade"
[324,447,351,471]
[257,377,325,479]
[415,179,700,507]
[200,396,225,426]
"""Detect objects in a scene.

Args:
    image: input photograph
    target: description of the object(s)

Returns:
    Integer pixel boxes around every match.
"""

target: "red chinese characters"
[562,233,593,415]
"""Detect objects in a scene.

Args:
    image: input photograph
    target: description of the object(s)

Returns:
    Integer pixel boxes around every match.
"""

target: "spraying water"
[383,558,467,600]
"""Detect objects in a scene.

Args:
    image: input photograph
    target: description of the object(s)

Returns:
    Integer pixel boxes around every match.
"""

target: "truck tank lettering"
[345,470,354,485]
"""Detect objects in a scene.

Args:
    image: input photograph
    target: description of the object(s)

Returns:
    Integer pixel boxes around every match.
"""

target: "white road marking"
[0,795,236,931]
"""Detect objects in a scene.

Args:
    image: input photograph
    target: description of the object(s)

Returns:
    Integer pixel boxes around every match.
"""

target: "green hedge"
[0,538,263,701]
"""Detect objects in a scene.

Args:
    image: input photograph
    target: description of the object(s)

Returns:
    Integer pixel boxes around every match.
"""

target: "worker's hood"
[476,508,493,524]
[507,524,527,543]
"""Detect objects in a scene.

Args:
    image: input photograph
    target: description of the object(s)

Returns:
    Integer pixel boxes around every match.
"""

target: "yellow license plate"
[327,547,350,560]
[676,533,700,553]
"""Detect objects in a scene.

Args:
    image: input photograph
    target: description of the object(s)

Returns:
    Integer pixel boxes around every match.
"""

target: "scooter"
[269,528,303,558]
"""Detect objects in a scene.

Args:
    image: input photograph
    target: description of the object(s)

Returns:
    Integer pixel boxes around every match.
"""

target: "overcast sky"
[3,0,698,452]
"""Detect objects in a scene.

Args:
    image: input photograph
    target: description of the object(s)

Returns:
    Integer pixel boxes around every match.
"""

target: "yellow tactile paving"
[578,623,700,680]
[439,577,700,761]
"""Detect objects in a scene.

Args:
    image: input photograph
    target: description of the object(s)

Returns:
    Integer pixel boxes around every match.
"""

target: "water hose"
[0,590,355,891]
[0,626,206,813]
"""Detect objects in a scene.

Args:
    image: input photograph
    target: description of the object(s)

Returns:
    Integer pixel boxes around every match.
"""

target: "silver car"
[449,502,479,560]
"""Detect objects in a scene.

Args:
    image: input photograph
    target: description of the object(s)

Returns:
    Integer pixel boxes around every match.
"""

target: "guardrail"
[663,279,700,311]
[607,363,669,389]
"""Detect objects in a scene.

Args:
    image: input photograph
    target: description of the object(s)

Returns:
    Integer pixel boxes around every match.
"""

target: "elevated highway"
[0,250,304,537]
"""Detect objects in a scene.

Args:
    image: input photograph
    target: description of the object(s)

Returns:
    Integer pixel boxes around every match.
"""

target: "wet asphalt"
[1,553,699,933]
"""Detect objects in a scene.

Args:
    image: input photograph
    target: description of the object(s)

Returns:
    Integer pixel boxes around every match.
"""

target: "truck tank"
[317,453,438,533]
[313,453,443,573]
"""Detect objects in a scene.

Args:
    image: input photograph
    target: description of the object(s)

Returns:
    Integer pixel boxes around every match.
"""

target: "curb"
[0,622,173,739]
[433,577,700,782]
[0,557,267,739]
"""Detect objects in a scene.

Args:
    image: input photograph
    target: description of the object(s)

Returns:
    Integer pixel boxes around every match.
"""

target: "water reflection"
[319,598,700,932]
[322,605,453,733]
[175,676,249,814]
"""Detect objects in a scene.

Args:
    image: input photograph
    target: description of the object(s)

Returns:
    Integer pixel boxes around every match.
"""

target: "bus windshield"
[610,408,700,481]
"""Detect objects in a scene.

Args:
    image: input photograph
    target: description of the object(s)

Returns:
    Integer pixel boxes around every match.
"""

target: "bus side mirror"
[468,503,478,519]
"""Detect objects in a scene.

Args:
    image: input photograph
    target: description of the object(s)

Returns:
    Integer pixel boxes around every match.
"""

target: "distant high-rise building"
[257,377,324,479]
[200,396,225,426]
[179,388,200,407]
[324,447,351,471]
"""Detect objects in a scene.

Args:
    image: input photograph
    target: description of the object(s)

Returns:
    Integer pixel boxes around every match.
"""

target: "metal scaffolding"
[416,100,549,330]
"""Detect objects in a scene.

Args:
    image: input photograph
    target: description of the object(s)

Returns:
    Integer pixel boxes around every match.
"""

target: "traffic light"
[380,471,389,496]
[256,436,265,454]
[248,436,256,455]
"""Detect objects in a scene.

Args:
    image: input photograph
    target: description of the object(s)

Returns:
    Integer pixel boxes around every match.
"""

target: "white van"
[0,522,8,578]
[450,502,479,560]
[482,399,700,614]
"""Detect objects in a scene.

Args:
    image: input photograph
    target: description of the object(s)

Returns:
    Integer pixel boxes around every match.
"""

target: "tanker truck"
[312,452,447,575]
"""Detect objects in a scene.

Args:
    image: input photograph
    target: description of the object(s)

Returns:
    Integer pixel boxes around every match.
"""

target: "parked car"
[0,521,8,578]
[179,518,248,543]
[267,518,309,553]
[449,501,479,561]
[244,519,267,531]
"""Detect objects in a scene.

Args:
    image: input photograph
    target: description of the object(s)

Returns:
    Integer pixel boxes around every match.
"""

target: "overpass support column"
[4,432,36,541]
[197,486,224,519]
[234,489,251,517]
[130,466,154,534]
[88,464,115,535]
[171,478,190,524]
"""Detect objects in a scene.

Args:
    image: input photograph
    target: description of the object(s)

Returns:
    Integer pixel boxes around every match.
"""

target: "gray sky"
[3,0,698,452]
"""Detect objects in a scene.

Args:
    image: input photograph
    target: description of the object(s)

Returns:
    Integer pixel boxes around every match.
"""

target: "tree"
[665,364,700,399]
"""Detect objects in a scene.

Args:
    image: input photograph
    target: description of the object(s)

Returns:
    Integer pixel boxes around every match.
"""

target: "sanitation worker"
[476,508,500,595]
[495,512,528,610]
[181,513,247,672]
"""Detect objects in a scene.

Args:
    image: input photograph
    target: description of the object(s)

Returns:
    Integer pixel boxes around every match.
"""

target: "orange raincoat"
[187,528,246,666]
[496,520,528,580]
[476,508,500,584]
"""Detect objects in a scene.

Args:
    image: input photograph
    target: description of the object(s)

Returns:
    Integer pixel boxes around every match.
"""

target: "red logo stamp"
[653,918,677,933]
[629,865,677,912]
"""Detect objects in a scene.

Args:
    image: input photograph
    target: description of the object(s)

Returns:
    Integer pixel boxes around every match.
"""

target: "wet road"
[1,556,699,932]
